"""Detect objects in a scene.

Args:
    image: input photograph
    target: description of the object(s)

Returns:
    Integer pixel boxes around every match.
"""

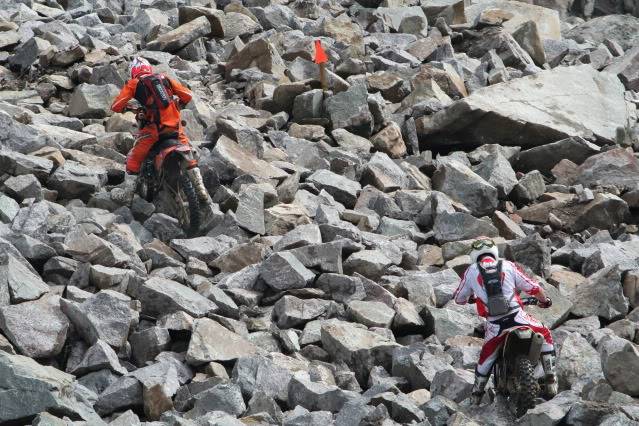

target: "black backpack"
[478,260,511,316]
[134,74,174,122]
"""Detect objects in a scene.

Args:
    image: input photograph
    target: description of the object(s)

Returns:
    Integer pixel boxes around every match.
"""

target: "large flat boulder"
[564,14,639,51]
[416,65,630,147]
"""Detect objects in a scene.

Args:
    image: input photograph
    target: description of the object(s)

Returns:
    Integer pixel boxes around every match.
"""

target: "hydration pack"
[479,260,511,316]
[135,74,174,122]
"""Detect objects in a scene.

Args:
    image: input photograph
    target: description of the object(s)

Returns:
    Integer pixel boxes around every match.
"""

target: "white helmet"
[469,237,499,263]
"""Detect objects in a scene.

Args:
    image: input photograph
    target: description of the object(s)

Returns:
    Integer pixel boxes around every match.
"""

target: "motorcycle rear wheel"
[515,356,539,417]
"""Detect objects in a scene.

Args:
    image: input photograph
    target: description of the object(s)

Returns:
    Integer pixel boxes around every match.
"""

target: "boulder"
[430,368,474,403]
[134,277,218,318]
[569,148,639,191]
[324,83,374,138]
[422,306,480,342]
[0,352,101,423]
[0,252,49,305]
[564,15,639,51]
[260,252,315,290]
[321,320,400,384]
[605,46,639,91]
[370,122,407,159]
[348,300,396,328]
[67,84,120,119]
[433,212,499,243]
[556,332,604,390]
[273,296,331,329]
[186,318,260,365]
[516,136,600,175]
[147,16,212,52]
[170,236,234,264]
[571,266,629,321]
[225,38,287,81]
[432,160,498,216]
[600,336,639,397]
[472,153,517,199]
[416,65,630,146]
[0,296,68,358]
[288,375,360,413]
[60,290,135,349]
[307,169,361,208]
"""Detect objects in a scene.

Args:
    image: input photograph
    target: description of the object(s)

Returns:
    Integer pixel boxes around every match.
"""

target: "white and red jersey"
[454,257,542,321]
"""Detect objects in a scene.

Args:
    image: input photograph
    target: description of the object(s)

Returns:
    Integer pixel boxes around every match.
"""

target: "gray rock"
[233,353,309,403]
[430,368,474,403]
[49,163,105,204]
[600,335,639,397]
[564,14,639,51]
[0,352,102,423]
[348,300,396,328]
[273,296,331,329]
[147,16,212,52]
[422,306,480,342]
[316,273,366,304]
[235,184,266,235]
[187,383,246,417]
[260,252,315,290]
[324,83,373,137]
[512,170,546,205]
[570,147,639,191]
[433,211,499,244]
[432,160,498,216]
[134,277,218,318]
[343,250,392,281]
[273,224,322,251]
[417,65,630,147]
[473,152,518,199]
[69,339,127,376]
[307,169,361,209]
[186,317,260,365]
[170,236,235,263]
[321,320,400,384]
[67,84,120,119]
[129,327,171,367]
[288,375,361,413]
[95,376,143,416]
[0,295,68,361]
[0,193,20,223]
[2,174,42,201]
[516,390,579,426]
[60,290,135,349]
[0,252,49,305]
[505,233,551,278]
[516,137,601,175]
[556,332,604,391]
[571,266,629,321]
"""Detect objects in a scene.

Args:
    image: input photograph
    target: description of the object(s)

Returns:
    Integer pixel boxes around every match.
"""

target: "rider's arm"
[453,267,473,305]
[512,262,549,303]
[169,78,193,106]
[111,79,137,113]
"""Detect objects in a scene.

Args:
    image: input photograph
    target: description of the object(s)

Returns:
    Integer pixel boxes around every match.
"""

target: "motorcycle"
[125,104,201,237]
[486,297,553,417]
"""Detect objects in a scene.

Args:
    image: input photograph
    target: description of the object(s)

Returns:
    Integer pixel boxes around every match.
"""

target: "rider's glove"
[539,297,552,308]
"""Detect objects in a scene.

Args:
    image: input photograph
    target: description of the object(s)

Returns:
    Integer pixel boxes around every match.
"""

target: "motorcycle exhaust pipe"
[528,332,545,364]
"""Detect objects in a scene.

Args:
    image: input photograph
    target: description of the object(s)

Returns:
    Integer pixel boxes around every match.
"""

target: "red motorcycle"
[126,105,201,236]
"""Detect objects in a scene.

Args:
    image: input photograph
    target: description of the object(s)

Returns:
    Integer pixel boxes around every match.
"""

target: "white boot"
[471,373,489,405]
[541,351,558,398]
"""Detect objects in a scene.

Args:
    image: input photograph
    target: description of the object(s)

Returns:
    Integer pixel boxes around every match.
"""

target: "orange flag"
[314,40,328,64]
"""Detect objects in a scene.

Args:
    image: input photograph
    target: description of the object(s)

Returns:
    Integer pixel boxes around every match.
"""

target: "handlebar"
[467,296,543,306]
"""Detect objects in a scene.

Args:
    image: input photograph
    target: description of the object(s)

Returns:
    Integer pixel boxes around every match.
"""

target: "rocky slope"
[1,0,639,425]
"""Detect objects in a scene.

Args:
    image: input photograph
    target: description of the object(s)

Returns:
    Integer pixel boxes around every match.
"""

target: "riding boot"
[541,351,558,397]
[471,372,489,405]
[186,167,217,224]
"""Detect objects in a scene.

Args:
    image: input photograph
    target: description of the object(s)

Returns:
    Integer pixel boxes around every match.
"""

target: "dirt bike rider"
[111,57,215,217]
[453,237,558,405]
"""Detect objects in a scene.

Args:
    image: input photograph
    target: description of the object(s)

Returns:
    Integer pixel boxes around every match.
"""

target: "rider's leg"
[176,126,215,208]
[473,324,505,404]
[127,127,157,174]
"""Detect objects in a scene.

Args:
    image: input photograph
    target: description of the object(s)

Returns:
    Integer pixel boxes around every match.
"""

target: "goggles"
[471,239,495,250]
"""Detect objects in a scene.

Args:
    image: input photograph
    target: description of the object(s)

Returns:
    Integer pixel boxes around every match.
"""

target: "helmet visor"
[471,239,495,250]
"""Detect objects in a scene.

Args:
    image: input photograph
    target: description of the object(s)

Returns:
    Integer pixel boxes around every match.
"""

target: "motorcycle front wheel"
[515,356,539,417]
[178,172,200,237]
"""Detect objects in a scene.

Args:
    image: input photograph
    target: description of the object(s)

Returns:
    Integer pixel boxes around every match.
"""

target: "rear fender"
[502,327,532,360]
[154,144,193,171]
[527,332,545,364]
